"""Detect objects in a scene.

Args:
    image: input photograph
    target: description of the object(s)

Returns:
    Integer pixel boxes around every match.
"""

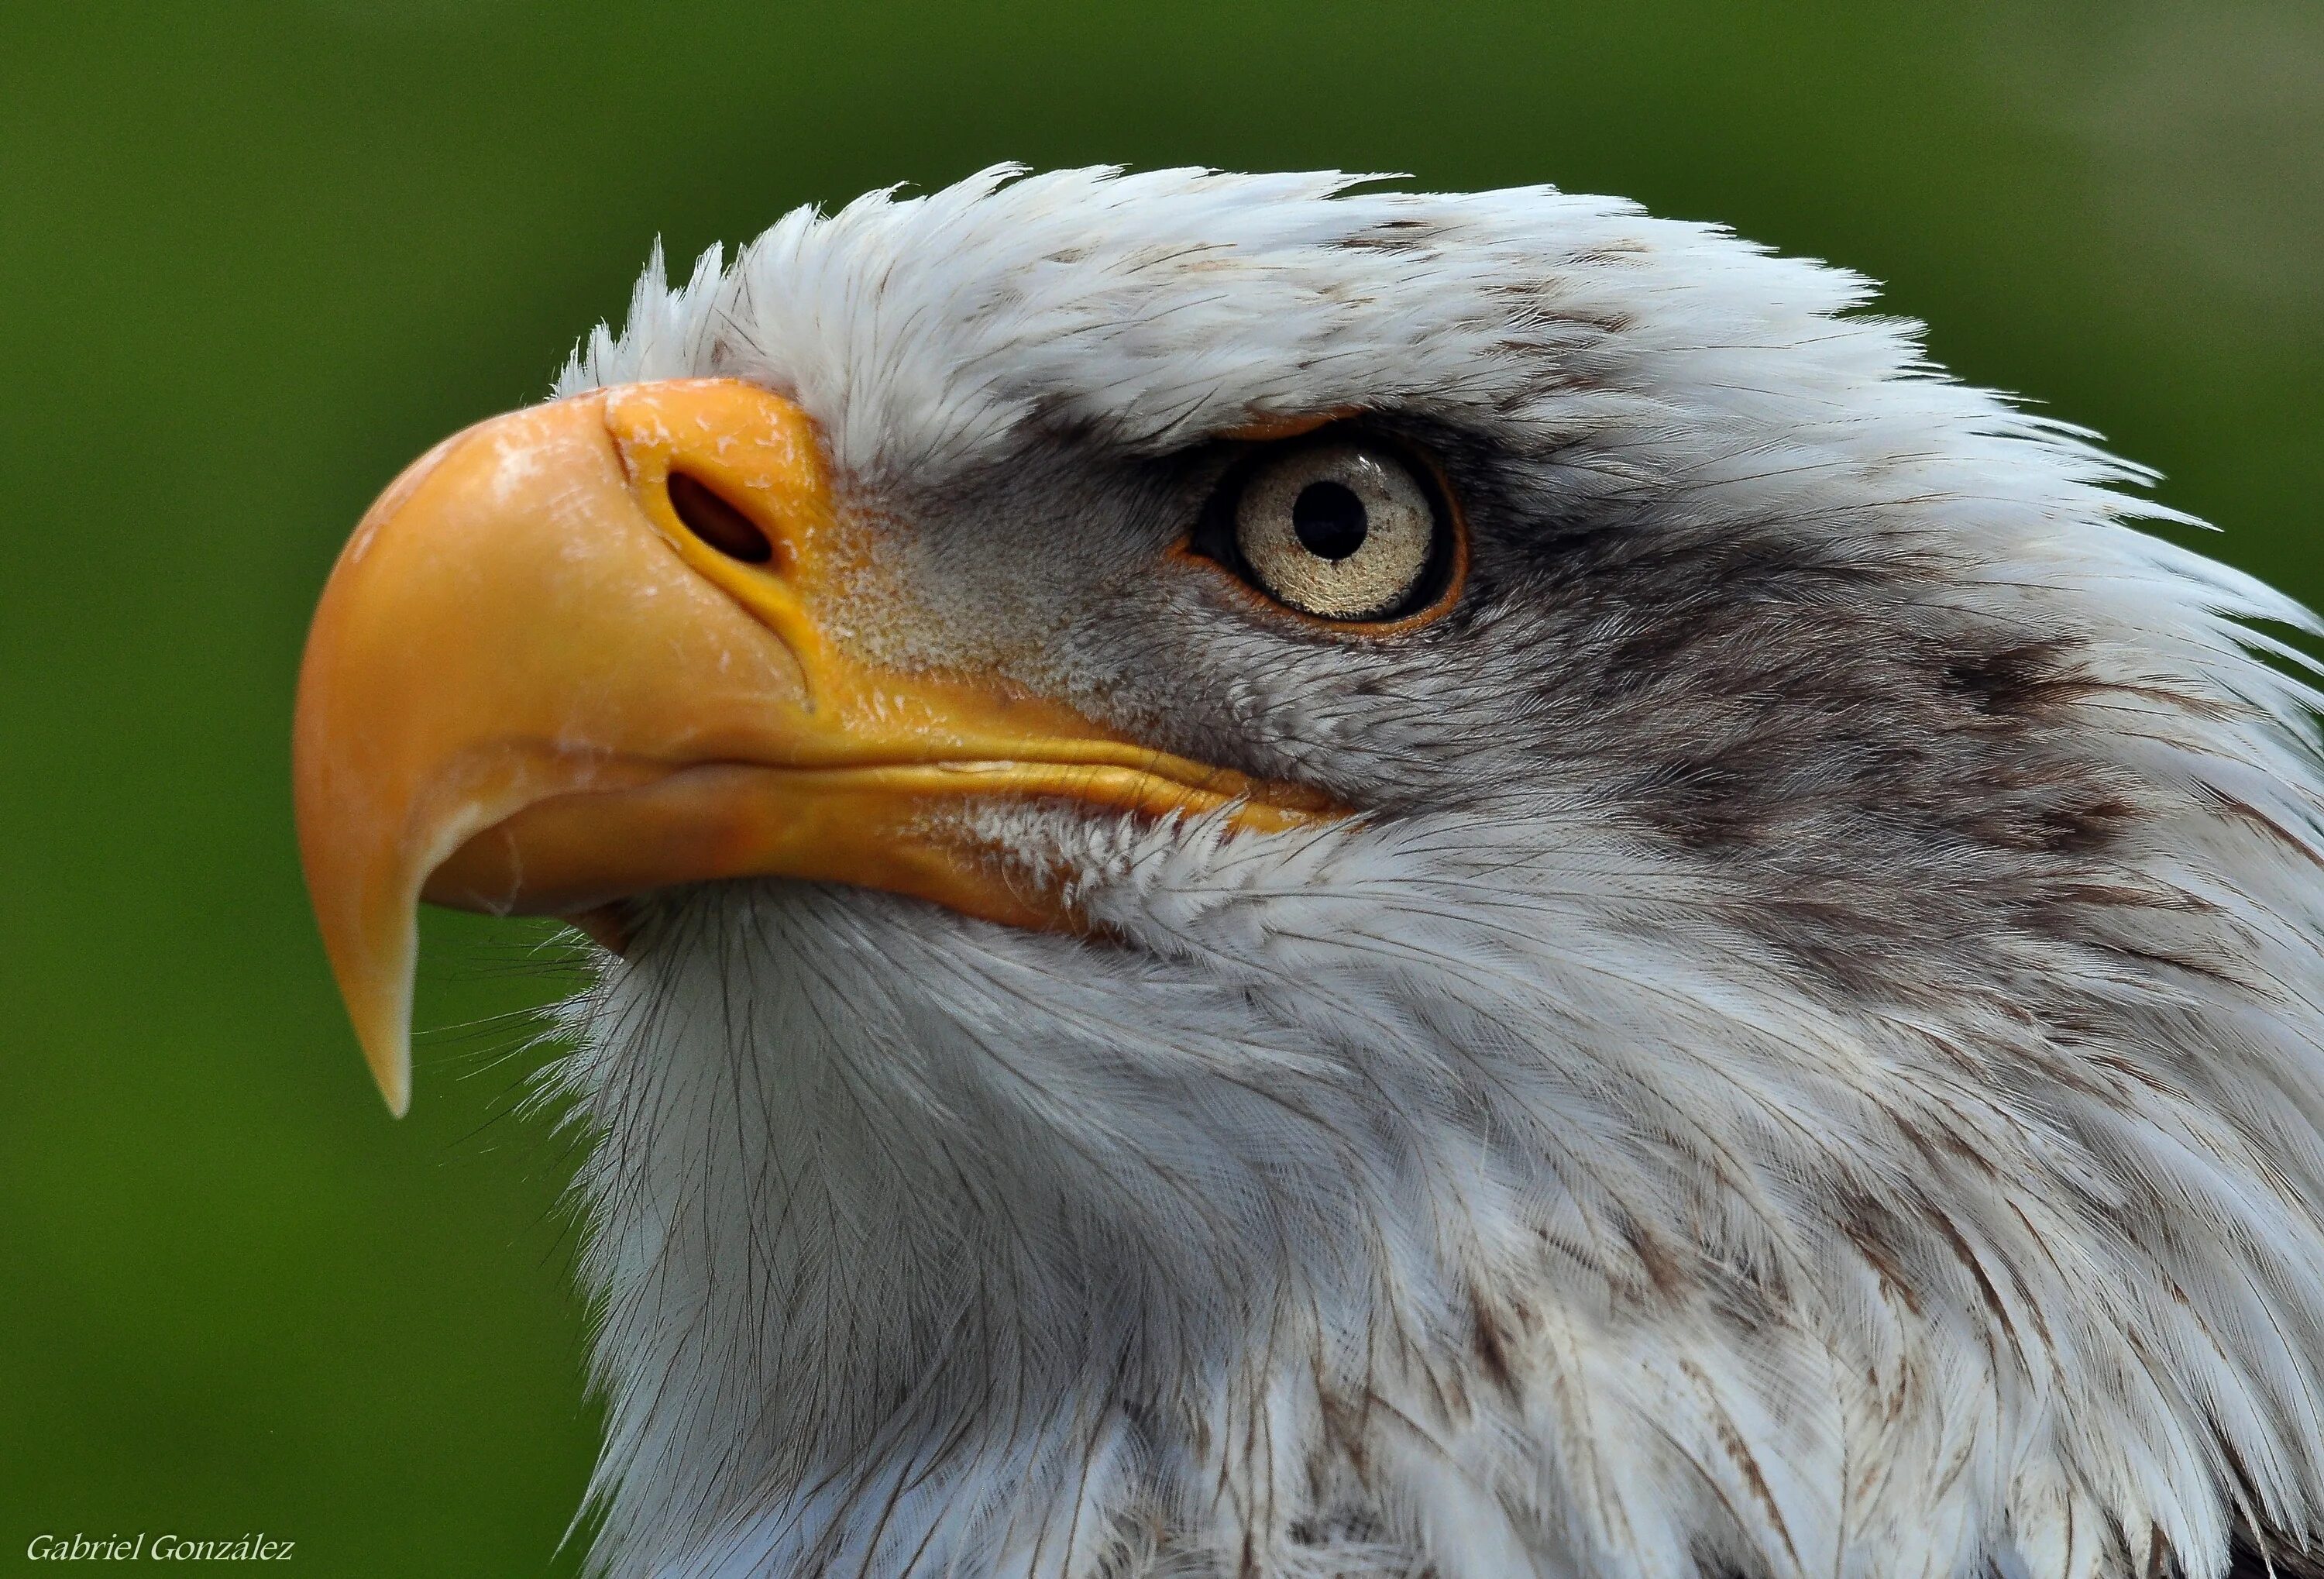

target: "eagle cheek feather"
[296,167,2324,1579]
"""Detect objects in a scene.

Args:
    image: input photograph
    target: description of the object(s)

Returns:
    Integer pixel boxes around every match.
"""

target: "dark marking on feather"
[2203,783,2324,869]
[1944,640,2085,719]
[1677,1358,1803,1574]
[2229,1516,2324,1579]
[1468,1288,1521,1402]
[1921,1205,2022,1362]
[1623,1220,1689,1299]
[1836,1199,1925,1318]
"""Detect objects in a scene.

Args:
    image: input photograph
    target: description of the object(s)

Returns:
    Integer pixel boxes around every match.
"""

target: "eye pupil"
[1291,481,1368,561]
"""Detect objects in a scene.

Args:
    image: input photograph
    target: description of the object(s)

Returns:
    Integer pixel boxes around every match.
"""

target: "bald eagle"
[294,168,2324,1579]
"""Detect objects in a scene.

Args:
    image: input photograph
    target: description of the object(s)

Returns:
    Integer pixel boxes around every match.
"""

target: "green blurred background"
[3,1,2319,1570]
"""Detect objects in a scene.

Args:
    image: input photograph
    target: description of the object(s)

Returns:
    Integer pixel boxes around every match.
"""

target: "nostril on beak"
[667,470,774,564]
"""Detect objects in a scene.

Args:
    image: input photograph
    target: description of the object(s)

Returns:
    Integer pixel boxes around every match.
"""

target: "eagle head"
[293,167,2324,1579]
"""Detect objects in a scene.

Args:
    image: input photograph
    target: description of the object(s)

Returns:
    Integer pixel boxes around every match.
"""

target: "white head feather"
[542,167,2324,1579]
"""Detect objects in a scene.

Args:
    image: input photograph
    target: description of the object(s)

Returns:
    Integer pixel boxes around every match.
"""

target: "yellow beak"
[293,378,1327,1113]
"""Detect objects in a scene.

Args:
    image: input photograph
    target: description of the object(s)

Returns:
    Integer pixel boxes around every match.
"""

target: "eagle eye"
[1202,437,1455,624]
